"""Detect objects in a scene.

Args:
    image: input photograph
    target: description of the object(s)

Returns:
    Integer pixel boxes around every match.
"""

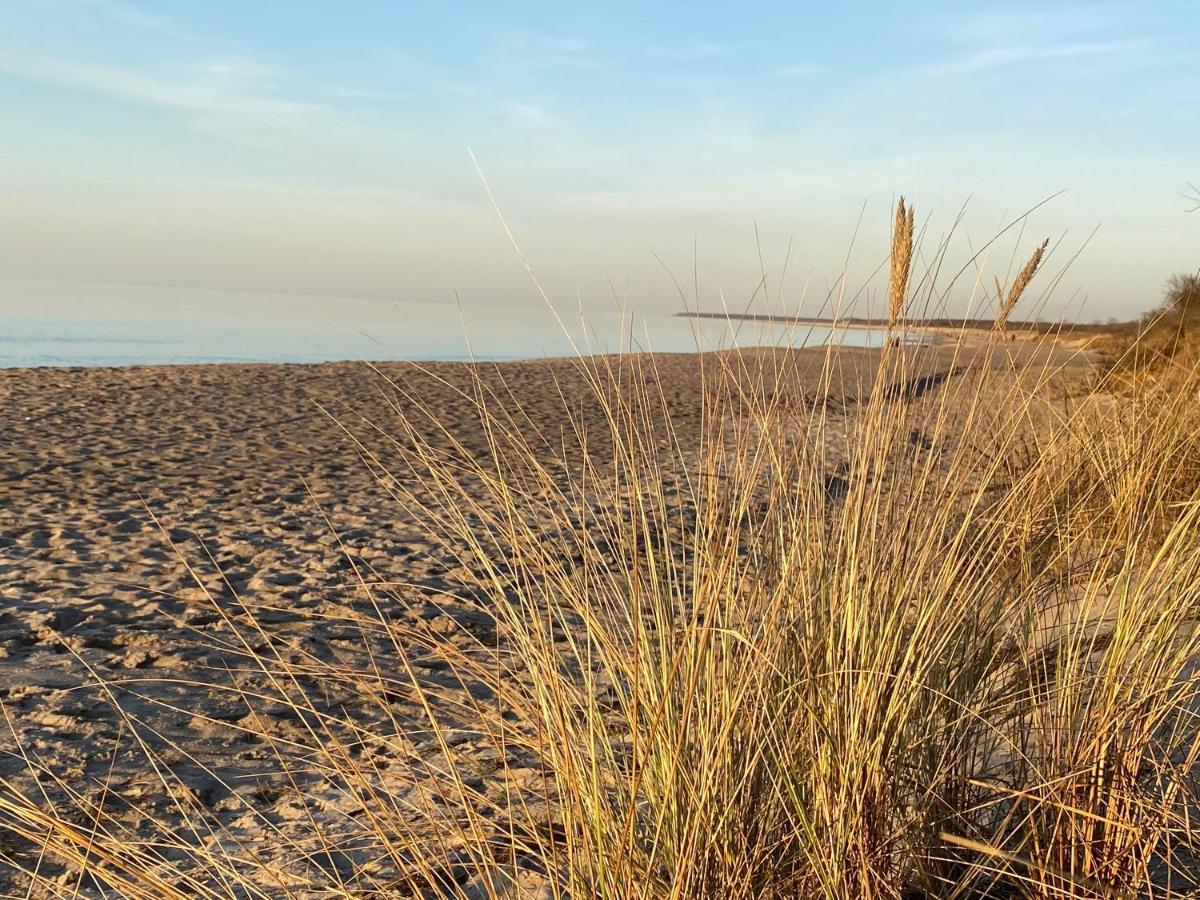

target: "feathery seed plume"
[997,238,1049,332]
[888,198,915,329]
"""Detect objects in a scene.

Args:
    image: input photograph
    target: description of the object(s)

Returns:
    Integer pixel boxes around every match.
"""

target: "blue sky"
[1,0,1197,321]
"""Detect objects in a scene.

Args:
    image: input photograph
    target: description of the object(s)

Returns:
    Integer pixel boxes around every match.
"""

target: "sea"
[0,278,887,369]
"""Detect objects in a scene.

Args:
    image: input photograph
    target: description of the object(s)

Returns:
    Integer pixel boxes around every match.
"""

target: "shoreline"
[0,311,1116,373]
[0,343,875,375]
[676,310,1114,340]
[0,330,1002,374]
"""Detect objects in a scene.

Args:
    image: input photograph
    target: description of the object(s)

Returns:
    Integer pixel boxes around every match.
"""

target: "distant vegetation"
[1141,271,1200,346]
[1095,270,1200,373]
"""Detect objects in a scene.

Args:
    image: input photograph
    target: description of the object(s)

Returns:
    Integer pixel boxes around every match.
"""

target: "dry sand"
[0,340,1091,894]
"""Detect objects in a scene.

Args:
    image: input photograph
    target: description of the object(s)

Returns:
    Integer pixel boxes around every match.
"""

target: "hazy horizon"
[2,1,1198,332]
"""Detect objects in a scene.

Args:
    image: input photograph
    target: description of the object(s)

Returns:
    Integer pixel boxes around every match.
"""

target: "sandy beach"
[0,340,1094,893]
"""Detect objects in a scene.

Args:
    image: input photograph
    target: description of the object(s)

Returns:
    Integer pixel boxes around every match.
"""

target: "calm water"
[0,279,887,368]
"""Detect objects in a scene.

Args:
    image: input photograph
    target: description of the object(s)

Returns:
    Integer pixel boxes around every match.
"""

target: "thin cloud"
[944,6,1134,46]
[772,62,826,79]
[377,49,484,99]
[502,102,562,130]
[64,0,197,43]
[0,51,320,127]
[534,36,589,56]
[929,38,1150,75]
[0,50,406,176]
[502,33,599,69]
[648,41,743,63]
[196,56,281,84]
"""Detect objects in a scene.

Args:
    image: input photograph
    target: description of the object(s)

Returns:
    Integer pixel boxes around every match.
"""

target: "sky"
[1,0,1197,323]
